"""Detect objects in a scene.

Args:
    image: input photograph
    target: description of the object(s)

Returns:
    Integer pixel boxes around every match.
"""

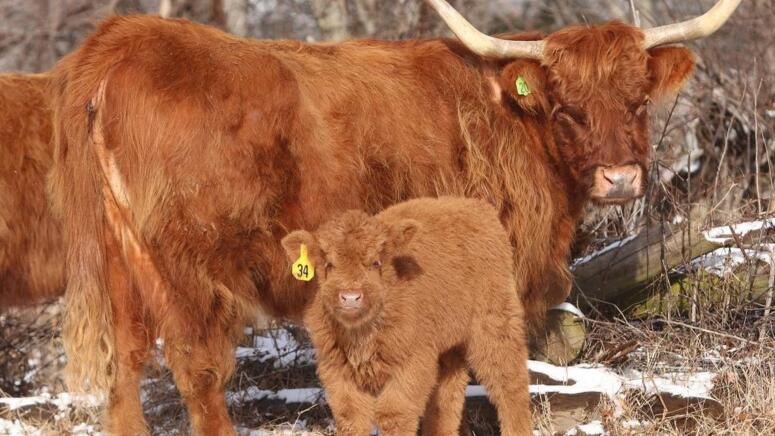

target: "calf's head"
[281,211,419,328]
[428,0,740,204]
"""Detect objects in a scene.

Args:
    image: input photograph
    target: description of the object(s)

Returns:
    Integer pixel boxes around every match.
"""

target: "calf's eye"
[370,260,382,269]
[325,262,334,272]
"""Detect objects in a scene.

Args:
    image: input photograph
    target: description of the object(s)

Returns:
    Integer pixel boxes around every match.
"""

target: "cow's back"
[50,15,484,319]
[0,73,64,308]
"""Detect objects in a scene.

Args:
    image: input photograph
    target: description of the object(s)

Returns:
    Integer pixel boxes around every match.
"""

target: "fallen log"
[571,218,775,312]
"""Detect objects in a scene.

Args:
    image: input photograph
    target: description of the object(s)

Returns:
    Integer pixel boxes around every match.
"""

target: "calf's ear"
[647,47,694,103]
[281,230,317,262]
[390,219,421,250]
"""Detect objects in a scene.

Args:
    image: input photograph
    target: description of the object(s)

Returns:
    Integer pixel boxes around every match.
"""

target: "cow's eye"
[370,260,382,269]
[630,97,650,117]
[635,98,650,116]
[324,261,334,272]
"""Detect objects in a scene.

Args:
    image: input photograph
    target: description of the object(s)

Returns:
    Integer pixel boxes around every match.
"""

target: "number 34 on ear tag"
[292,244,315,281]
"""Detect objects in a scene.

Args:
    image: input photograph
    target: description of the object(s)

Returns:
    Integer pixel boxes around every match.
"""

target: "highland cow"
[281,197,530,436]
[0,73,64,310]
[48,0,739,433]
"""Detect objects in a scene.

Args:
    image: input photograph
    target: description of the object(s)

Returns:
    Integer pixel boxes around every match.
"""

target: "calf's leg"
[467,301,531,436]
[104,232,152,436]
[316,350,375,435]
[421,346,469,436]
[375,355,439,436]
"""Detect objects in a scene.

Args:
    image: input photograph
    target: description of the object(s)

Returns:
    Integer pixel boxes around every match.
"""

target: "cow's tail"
[52,74,176,395]
[49,74,116,396]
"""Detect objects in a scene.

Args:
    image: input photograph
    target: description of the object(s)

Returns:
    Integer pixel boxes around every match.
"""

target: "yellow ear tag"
[292,244,315,282]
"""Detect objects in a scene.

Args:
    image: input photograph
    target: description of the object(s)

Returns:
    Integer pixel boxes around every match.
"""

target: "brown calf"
[48,1,738,433]
[282,197,530,436]
[0,73,64,310]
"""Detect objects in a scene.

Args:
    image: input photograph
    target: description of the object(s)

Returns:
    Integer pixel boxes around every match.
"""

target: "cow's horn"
[643,0,742,49]
[426,0,544,60]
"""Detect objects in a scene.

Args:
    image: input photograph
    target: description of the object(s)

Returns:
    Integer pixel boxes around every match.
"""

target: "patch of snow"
[622,419,641,429]
[565,420,606,435]
[0,392,101,412]
[527,361,622,397]
[703,219,775,245]
[71,423,102,435]
[228,386,324,406]
[227,386,274,404]
[244,330,316,367]
[550,302,585,318]
[689,246,774,276]
[275,388,323,404]
[572,235,637,267]
[467,361,715,410]
[235,347,259,359]
[0,418,41,435]
[623,370,715,400]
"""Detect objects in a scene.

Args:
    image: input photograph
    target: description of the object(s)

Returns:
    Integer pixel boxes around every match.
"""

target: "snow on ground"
[0,392,101,411]
[228,386,324,406]
[703,218,775,245]
[236,329,315,367]
[550,302,586,318]
[564,420,605,435]
[571,235,638,267]
[689,246,775,276]
[0,329,721,435]
[623,369,715,400]
[0,418,41,435]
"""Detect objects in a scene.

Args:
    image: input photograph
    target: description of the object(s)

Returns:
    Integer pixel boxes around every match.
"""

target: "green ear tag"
[516,76,531,96]
[292,244,315,282]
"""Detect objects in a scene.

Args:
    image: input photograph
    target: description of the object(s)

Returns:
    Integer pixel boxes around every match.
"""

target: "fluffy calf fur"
[282,197,531,436]
[0,73,64,309]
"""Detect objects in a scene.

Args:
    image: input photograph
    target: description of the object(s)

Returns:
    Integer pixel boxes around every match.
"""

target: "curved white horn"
[426,0,544,60]
[643,0,742,48]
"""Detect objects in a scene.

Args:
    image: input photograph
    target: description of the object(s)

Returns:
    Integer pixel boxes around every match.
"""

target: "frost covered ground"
[3,312,763,436]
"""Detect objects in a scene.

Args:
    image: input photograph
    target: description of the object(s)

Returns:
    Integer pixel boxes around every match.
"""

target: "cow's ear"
[389,219,421,250]
[281,230,318,263]
[647,46,694,102]
[498,60,549,115]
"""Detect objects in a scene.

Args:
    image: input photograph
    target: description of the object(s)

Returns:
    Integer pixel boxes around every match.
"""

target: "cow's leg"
[164,324,236,436]
[466,301,531,436]
[375,355,439,436]
[104,233,152,436]
[421,346,469,436]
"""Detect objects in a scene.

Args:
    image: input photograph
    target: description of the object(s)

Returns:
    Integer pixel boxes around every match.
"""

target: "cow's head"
[429,0,740,204]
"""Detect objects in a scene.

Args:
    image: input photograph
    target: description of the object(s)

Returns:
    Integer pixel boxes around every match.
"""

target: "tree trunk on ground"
[572,218,773,313]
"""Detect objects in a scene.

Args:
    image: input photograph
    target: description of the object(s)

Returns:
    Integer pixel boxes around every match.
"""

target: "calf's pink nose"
[339,291,363,309]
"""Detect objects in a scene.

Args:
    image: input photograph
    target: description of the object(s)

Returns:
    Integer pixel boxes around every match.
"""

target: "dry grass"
[2,302,775,434]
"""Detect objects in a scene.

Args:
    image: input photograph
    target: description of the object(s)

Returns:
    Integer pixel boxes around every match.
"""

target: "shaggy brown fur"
[49,14,695,434]
[0,73,64,309]
[282,197,531,436]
